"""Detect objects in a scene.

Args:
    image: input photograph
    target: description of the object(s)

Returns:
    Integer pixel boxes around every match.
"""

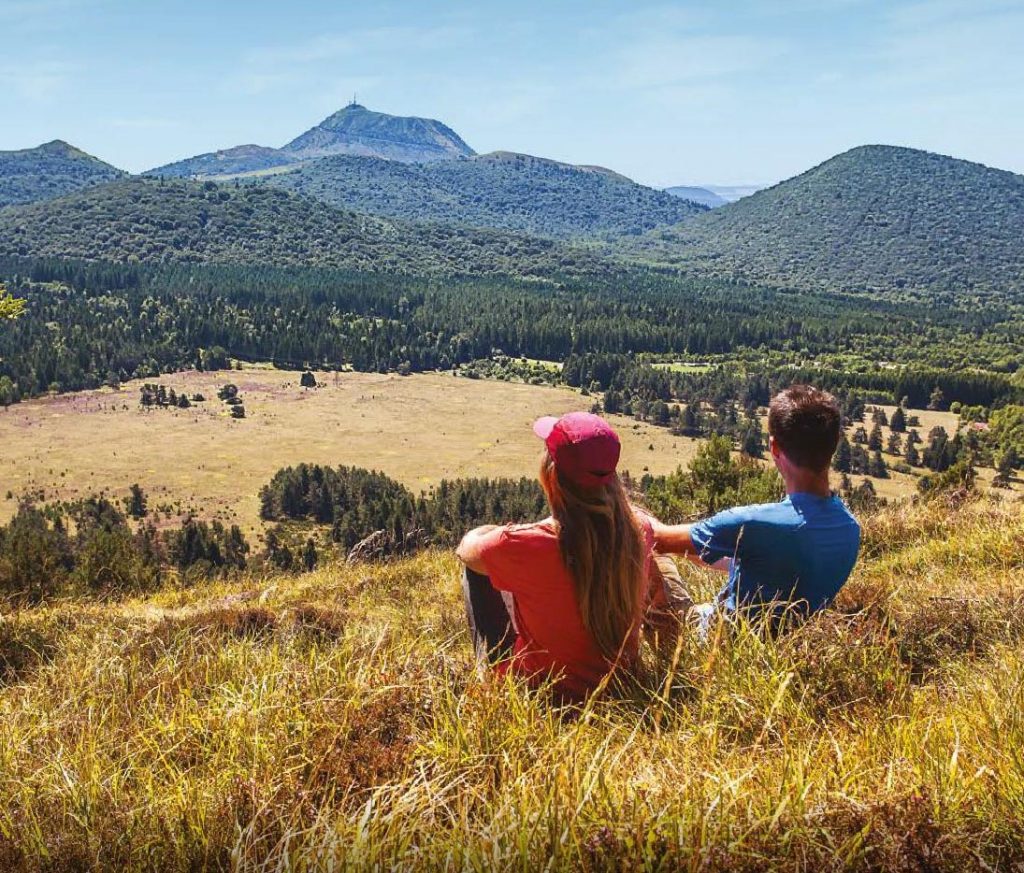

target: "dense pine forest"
[1,256,1020,408]
[0,178,600,276]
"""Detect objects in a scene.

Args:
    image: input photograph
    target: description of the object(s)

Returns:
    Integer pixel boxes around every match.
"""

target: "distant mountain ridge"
[144,145,294,179]
[664,186,727,208]
[0,140,125,208]
[282,103,474,163]
[145,103,475,178]
[256,150,706,239]
[702,184,763,203]
[628,145,1024,298]
[6,118,1024,299]
[664,185,764,208]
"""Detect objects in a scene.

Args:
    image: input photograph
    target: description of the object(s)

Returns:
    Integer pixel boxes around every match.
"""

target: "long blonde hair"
[540,451,647,662]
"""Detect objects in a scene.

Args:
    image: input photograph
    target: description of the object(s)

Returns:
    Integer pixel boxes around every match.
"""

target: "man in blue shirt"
[650,385,861,631]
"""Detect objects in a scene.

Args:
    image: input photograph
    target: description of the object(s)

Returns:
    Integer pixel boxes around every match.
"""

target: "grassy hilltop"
[2,497,1024,870]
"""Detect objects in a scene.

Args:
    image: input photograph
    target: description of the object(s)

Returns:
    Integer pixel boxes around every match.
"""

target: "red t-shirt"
[476,513,656,700]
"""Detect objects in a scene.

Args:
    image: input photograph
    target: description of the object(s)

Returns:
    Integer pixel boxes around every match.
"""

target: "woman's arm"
[456,524,500,574]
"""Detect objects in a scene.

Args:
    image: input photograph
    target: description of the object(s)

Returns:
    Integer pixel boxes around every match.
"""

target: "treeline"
[4,443,896,603]
[259,444,891,562]
[564,353,1023,418]
[0,495,249,604]
[259,465,547,555]
[0,256,1021,405]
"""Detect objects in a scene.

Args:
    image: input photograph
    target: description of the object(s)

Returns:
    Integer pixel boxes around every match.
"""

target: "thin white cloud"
[223,70,304,97]
[109,117,181,131]
[614,33,787,90]
[245,24,471,67]
[0,60,75,101]
[223,23,472,101]
[875,1,1024,87]
[884,0,1023,29]
[0,0,104,32]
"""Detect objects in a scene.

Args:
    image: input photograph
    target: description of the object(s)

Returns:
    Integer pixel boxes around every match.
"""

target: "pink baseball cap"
[533,412,621,490]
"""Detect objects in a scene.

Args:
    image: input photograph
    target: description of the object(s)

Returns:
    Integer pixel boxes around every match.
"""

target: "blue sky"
[2,0,1022,186]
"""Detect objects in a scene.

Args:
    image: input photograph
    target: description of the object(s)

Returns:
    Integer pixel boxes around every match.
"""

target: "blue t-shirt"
[689,493,861,619]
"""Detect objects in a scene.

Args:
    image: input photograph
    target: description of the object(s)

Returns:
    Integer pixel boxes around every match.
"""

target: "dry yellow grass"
[1,497,1023,870]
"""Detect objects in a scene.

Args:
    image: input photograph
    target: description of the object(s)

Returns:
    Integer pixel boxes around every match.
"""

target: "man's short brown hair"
[768,385,841,472]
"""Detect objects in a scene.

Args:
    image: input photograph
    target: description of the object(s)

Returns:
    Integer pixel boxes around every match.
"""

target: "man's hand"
[456,525,500,574]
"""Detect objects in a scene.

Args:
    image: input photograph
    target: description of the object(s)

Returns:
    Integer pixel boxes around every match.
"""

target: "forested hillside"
[0,178,598,275]
[259,151,705,238]
[2,258,1020,408]
[0,140,126,208]
[628,145,1024,300]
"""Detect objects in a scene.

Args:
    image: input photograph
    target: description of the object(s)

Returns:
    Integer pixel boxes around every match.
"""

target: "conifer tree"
[832,434,852,473]
[126,484,148,519]
[303,538,318,571]
[868,423,884,451]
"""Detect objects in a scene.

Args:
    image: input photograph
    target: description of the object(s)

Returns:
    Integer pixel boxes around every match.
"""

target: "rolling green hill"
[0,178,604,276]
[0,140,126,208]
[256,150,706,239]
[629,145,1024,299]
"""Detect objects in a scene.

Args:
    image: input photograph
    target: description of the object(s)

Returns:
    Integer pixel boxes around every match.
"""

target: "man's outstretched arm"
[649,518,731,572]
[648,519,697,555]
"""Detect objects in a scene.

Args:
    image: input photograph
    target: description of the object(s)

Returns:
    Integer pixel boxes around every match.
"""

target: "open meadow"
[0,368,705,536]
[0,367,978,541]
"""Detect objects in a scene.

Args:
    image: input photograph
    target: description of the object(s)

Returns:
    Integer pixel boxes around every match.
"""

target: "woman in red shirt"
[456,412,657,700]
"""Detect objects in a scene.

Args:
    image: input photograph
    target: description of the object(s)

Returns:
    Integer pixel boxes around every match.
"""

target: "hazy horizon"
[2,0,1022,187]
